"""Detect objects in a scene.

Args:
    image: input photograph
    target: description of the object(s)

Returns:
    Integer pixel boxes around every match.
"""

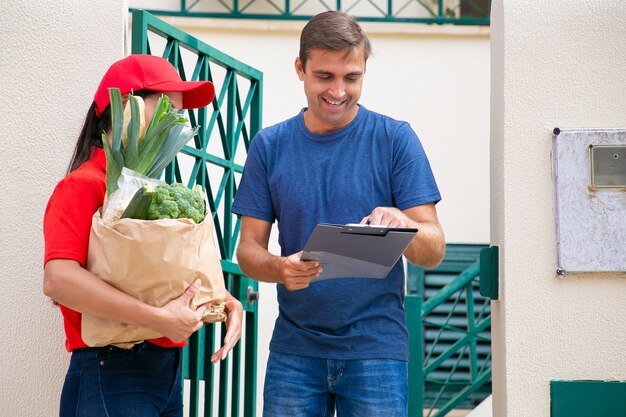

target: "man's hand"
[360,204,445,268]
[236,216,323,289]
[360,206,408,228]
[279,251,322,291]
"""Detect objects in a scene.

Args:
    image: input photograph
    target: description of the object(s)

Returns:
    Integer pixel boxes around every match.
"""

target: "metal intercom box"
[552,128,626,274]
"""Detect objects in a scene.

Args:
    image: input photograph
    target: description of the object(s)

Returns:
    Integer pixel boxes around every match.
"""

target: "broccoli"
[146,183,206,224]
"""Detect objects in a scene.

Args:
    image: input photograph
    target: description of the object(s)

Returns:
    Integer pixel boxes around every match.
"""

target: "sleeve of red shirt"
[43,174,106,267]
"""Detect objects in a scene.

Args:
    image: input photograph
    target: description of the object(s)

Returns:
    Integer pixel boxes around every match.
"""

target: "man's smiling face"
[295,47,365,134]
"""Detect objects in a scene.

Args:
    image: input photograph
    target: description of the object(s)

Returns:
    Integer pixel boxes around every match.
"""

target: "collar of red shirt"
[91,147,106,171]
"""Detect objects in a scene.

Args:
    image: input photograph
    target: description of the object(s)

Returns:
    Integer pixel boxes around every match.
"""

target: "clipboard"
[300,223,418,280]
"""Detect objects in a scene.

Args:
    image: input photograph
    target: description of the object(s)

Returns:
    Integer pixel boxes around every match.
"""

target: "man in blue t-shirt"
[232,10,445,417]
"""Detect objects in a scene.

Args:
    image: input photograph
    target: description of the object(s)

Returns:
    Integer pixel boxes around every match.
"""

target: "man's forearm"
[404,220,445,268]
[237,240,285,284]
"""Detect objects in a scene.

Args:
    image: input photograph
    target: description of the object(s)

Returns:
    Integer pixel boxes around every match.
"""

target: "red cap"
[93,54,215,116]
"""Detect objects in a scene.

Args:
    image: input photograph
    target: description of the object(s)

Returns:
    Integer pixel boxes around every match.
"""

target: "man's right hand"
[236,216,323,290]
[279,251,322,291]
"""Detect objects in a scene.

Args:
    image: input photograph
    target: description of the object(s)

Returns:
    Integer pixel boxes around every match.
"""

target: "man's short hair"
[299,11,372,71]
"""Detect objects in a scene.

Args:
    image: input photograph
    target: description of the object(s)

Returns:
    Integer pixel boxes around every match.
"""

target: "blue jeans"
[60,342,183,417]
[263,352,408,417]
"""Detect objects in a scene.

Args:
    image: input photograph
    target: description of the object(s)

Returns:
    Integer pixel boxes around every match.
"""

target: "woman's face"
[106,91,184,145]
[144,91,184,120]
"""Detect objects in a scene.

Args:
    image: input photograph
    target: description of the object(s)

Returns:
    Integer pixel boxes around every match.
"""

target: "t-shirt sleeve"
[231,134,276,223]
[391,122,441,210]
[43,176,105,267]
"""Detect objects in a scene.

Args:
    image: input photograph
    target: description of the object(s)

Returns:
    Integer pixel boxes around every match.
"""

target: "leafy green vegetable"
[103,88,197,197]
[122,183,206,224]
[148,184,206,224]
[102,89,125,195]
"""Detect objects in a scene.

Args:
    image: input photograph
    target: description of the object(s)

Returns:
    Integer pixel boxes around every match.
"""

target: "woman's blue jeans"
[60,342,183,417]
[263,352,408,417]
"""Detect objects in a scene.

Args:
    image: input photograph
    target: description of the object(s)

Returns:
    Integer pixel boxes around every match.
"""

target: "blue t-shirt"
[232,105,441,361]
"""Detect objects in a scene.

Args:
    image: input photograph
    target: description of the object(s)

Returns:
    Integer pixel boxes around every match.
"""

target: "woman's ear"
[295,57,305,81]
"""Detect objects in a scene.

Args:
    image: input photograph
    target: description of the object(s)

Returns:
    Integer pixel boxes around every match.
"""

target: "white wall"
[0,1,127,416]
[491,1,626,416]
[161,18,491,245]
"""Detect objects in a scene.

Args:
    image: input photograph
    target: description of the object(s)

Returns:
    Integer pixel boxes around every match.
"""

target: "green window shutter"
[407,244,492,410]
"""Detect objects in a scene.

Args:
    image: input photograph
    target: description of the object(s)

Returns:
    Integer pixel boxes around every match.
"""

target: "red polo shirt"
[43,147,185,351]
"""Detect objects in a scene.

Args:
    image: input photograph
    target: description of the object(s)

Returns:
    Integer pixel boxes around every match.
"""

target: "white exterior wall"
[491,1,626,416]
[0,1,127,416]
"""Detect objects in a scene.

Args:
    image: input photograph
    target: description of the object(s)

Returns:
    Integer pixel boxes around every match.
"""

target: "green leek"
[102,88,198,197]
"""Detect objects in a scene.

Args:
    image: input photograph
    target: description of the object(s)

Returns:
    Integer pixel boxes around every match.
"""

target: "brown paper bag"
[81,210,226,348]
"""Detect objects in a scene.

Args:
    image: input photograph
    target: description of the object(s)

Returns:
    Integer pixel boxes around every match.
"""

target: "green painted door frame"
[131,10,263,416]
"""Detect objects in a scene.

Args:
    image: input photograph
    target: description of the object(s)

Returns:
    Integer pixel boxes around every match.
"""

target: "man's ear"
[295,57,305,81]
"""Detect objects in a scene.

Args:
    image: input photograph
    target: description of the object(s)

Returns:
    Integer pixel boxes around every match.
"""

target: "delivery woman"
[43,54,243,417]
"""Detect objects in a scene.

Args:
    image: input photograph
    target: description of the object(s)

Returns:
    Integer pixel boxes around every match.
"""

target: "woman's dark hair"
[67,90,155,173]
[67,102,109,173]
[299,11,372,71]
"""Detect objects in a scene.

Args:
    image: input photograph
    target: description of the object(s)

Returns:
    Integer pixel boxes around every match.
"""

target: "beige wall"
[491,1,626,416]
[0,1,127,416]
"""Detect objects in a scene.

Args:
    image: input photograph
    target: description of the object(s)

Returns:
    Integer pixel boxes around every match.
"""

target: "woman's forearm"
[43,259,160,329]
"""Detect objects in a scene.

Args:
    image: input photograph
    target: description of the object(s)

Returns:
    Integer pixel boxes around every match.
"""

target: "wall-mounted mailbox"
[552,128,626,274]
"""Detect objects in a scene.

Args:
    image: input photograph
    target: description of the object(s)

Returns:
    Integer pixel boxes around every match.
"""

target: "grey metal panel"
[552,128,626,273]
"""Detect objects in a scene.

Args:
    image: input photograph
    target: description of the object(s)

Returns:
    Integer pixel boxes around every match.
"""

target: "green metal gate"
[132,0,491,25]
[131,10,263,417]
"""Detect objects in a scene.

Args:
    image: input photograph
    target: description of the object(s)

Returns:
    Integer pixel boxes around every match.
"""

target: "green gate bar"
[132,0,491,26]
[131,10,262,417]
